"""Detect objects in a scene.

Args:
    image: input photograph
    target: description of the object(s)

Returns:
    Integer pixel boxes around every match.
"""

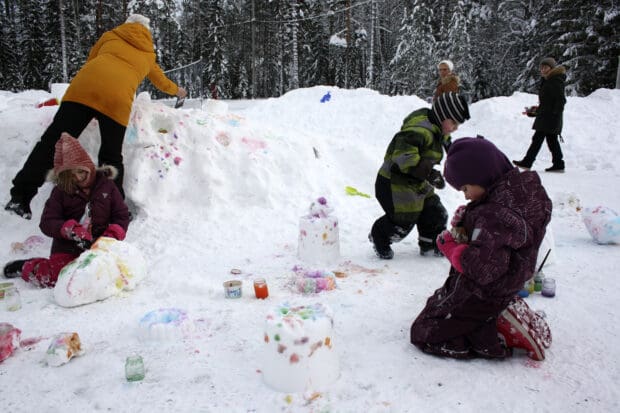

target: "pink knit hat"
[53,133,96,177]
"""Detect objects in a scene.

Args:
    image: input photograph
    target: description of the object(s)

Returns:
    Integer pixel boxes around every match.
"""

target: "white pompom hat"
[126,14,150,30]
[437,60,454,71]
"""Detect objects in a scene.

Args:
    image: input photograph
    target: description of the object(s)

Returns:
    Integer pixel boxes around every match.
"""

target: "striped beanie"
[54,132,96,176]
[432,92,470,124]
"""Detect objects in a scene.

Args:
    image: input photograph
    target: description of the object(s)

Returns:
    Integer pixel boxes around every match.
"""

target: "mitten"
[450,205,467,228]
[436,230,467,273]
[524,106,538,117]
[410,158,435,180]
[60,219,93,250]
[102,224,126,241]
[428,169,445,189]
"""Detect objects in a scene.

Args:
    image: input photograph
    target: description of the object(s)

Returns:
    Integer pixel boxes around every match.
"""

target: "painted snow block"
[298,197,340,265]
[292,267,337,295]
[262,302,339,392]
[53,237,147,307]
[138,308,195,341]
[46,332,83,367]
[582,206,620,244]
[0,323,21,363]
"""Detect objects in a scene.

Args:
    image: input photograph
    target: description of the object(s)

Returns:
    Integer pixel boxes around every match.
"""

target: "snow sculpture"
[53,237,147,307]
[138,308,195,341]
[582,206,620,244]
[262,302,340,392]
[46,332,83,367]
[0,323,21,363]
[297,197,340,265]
[291,266,337,295]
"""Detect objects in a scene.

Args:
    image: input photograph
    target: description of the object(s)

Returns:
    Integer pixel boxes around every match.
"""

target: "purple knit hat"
[444,136,514,190]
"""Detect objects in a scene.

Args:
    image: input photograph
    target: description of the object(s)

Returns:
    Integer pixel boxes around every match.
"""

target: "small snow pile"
[53,237,146,307]
[582,206,620,244]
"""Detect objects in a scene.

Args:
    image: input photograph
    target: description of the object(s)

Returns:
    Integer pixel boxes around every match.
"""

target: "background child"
[369,92,470,259]
[410,136,552,360]
[3,133,129,287]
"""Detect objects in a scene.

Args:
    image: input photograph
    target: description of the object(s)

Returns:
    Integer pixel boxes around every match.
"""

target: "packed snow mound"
[53,237,146,307]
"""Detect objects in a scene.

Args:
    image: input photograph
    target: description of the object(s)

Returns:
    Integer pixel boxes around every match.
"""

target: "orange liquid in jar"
[253,279,269,299]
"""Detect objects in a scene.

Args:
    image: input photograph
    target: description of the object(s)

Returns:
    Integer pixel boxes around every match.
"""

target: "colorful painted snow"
[53,237,147,307]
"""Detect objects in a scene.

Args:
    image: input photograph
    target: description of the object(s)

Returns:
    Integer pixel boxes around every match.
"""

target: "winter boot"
[5,198,32,220]
[496,297,551,361]
[545,165,565,173]
[3,260,27,279]
[512,160,531,170]
[419,241,443,257]
[368,233,394,260]
[503,296,552,348]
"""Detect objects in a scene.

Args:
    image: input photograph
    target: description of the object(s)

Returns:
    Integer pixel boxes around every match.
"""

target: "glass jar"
[125,355,145,381]
[5,287,21,311]
[541,278,556,297]
[253,278,269,299]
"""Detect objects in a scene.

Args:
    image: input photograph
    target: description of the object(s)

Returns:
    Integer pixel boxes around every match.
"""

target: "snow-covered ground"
[1,86,619,412]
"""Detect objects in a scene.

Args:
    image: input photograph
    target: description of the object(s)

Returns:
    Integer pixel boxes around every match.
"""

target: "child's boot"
[3,260,27,279]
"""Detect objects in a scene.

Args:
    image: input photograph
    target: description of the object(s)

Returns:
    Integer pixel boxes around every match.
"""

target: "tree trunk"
[289,0,299,90]
[59,0,68,82]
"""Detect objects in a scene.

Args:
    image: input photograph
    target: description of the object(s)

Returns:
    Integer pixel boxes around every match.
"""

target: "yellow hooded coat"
[62,22,178,126]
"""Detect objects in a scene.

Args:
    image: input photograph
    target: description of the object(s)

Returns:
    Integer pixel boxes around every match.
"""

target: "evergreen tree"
[201,0,231,99]
[0,0,20,90]
[389,1,436,97]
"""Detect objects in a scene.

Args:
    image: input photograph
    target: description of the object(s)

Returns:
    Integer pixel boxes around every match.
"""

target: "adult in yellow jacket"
[6,14,187,219]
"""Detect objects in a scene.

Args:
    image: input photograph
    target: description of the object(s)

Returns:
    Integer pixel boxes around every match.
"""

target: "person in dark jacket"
[369,92,470,259]
[513,57,567,172]
[411,137,552,360]
[2,133,129,287]
[4,14,187,220]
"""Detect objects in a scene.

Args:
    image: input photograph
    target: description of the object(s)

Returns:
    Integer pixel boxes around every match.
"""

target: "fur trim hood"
[46,164,118,184]
[545,65,566,79]
[440,73,460,86]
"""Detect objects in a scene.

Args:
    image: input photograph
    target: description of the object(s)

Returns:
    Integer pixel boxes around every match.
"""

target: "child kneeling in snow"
[410,137,552,360]
[3,133,129,287]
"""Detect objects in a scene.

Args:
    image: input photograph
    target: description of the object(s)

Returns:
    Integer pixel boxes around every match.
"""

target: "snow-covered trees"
[0,0,617,98]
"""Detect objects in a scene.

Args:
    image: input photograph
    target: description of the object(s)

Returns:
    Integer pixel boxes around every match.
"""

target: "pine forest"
[0,0,618,101]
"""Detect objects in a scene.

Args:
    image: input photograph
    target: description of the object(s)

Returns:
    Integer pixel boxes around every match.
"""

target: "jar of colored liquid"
[253,278,269,299]
[541,278,556,297]
[526,278,535,294]
[125,355,145,382]
[533,271,544,292]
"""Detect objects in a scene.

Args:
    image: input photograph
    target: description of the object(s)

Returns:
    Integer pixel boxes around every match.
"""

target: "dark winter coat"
[377,108,450,222]
[533,66,566,135]
[410,168,552,357]
[40,167,129,256]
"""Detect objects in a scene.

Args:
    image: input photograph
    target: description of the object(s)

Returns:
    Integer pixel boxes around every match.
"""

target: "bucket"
[223,280,242,298]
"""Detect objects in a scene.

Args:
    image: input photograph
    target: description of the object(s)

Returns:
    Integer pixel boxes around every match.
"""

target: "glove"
[102,224,126,241]
[436,230,467,273]
[410,158,435,180]
[61,219,93,250]
[524,106,538,117]
[428,169,445,189]
[450,205,467,228]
